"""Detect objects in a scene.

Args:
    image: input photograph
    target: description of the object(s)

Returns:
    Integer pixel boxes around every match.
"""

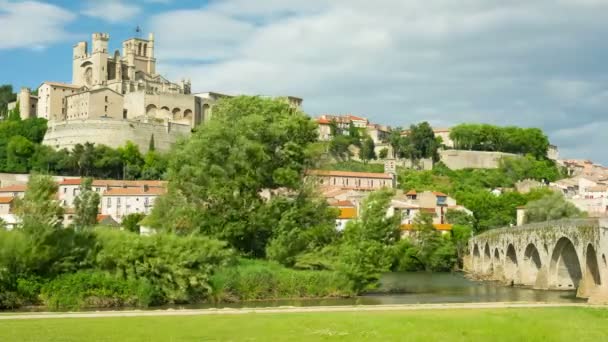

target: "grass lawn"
[1,307,608,341]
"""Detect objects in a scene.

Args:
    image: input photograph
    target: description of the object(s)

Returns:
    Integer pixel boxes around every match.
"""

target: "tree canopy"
[449,124,550,159]
[524,192,585,223]
[146,96,333,258]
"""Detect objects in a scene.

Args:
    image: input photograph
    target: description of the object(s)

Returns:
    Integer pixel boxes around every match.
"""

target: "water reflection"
[13,272,582,312]
[156,272,583,311]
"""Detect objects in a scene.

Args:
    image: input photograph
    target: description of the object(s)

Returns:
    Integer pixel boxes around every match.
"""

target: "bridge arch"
[504,244,519,284]
[472,244,481,273]
[482,243,492,274]
[549,237,582,290]
[522,243,542,286]
[586,244,601,286]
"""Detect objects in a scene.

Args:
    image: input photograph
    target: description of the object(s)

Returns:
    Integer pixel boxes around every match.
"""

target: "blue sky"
[1,0,608,164]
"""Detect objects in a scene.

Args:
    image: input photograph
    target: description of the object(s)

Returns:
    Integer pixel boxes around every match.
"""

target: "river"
[153,272,583,310]
[10,272,582,312]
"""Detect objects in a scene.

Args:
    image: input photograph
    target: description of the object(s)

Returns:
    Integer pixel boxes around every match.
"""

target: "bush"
[40,271,156,310]
[210,259,353,302]
[121,213,146,233]
[95,230,234,304]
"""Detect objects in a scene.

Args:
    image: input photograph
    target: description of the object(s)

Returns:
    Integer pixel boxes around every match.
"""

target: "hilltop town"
[0,30,607,317]
[1,31,607,233]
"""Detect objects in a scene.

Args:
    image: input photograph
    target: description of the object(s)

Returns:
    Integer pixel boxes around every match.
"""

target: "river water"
[157,272,583,310]
[11,272,582,312]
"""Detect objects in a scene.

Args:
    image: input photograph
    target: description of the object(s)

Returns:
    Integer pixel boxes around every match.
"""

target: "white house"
[100,186,165,223]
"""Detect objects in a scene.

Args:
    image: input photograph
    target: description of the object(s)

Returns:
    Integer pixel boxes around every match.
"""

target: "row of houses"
[309,169,470,235]
[0,178,166,229]
[316,114,391,144]
[550,173,608,217]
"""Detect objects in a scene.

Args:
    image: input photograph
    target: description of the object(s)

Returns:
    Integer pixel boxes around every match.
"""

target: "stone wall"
[43,118,191,153]
[439,149,519,170]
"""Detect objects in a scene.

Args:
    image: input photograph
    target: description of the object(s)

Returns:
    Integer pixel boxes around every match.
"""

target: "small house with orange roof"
[329,200,358,231]
[0,196,15,215]
[0,184,27,198]
[58,178,167,208]
[388,190,471,236]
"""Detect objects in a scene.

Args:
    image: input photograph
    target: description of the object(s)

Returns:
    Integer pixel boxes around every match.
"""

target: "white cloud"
[149,0,608,163]
[82,0,141,23]
[0,0,76,50]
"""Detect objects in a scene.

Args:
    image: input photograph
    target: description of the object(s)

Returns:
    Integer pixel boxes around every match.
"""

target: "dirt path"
[0,302,603,320]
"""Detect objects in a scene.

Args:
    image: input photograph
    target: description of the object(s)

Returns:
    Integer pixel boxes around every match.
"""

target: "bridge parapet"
[467,218,608,303]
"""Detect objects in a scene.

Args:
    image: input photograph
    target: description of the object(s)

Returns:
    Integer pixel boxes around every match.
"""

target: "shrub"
[211,259,353,302]
[40,271,156,310]
[121,213,146,233]
[95,230,234,304]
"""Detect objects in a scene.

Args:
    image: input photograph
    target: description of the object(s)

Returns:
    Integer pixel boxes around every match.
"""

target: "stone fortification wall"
[43,119,191,153]
[439,149,519,170]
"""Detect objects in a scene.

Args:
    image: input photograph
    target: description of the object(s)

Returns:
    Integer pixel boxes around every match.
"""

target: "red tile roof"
[317,118,331,124]
[347,115,367,121]
[92,180,167,188]
[332,200,355,207]
[433,191,448,197]
[0,185,27,193]
[103,187,166,196]
[406,190,417,196]
[307,170,393,179]
[59,178,82,185]
[0,197,14,204]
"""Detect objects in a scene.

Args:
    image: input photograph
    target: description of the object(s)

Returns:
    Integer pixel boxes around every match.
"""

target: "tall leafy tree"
[0,85,16,118]
[73,178,100,230]
[524,192,584,223]
[409,122,438,160]
[329,135,352,161]
[359,137,376,163]
[15,174,64,232]
[6,135,35,172]
[146,96,326,257]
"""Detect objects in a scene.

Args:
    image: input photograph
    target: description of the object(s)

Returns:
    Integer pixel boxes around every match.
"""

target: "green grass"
[2,307,608,341]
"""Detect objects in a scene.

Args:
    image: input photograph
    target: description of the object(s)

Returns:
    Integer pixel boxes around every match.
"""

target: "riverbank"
[1,304,606,341]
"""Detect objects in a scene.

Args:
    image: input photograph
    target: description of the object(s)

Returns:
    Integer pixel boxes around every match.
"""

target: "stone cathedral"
[14,32,302,152]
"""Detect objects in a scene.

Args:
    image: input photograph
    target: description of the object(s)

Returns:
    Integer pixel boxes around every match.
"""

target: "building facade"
[307,170,395,190]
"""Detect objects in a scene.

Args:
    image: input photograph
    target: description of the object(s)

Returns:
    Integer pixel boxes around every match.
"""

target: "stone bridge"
[466,218,608,303]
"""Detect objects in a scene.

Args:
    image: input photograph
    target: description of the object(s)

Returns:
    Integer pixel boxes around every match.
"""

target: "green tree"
[409,122,438,160]
[266,189,338,267]
[343,189,400,245]
[141,150,168,180]
[72,178,100,230]
[118,141,144,180]
[337,189,400,291]
[347,122,362,146]
[329,135,352,161]
[449,124,550,159]
[14,174,64,232]
[6,135,35,173]
[121,213,146,233]
[146,96,324,257]
[328,119,339,137]
[359,137,376,163]
[0,85,16,118]
[378,147,389,159]
[148,134,156,152]
[524,192,584,223]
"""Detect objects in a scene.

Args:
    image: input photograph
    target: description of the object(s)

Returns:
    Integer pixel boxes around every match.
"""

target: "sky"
[1,0,607,163]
